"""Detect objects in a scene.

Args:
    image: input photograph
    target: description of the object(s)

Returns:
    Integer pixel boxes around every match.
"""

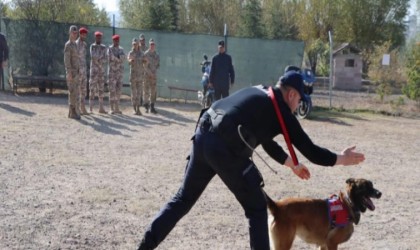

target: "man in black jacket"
[0,32,9,90]
[209,40,235,100]
[136,71,365,250]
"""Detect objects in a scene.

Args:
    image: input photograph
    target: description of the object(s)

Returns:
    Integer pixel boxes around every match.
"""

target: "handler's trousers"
[138,113,269,250]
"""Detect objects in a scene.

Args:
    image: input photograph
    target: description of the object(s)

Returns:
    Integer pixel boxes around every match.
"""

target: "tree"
[368,41,405,102]
[237,0,263,38]
[404,42,420,106]
[336,0,408,59]
[119,0,175,30]
[6,0,110,26]
[261,0,299,40]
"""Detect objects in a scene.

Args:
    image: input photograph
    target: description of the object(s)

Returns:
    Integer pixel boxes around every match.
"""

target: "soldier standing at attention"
[76,27,89,115]
[139,34,148,52]
[143,38,160,114]
[107,34,125,114]
[64,25,80,120]
[89,31,108,114]
[139,33,148,106]
[128,38,145,115]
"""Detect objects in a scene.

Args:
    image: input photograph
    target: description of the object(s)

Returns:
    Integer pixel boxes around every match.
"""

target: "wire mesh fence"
[1,18,304,100]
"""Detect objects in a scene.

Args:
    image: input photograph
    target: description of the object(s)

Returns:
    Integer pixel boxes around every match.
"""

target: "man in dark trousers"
[136,71,365,250]
[0,32,9,90]
[209,40,235,100]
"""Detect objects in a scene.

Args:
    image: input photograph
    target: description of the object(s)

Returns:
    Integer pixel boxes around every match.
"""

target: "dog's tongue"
[364,197,375,211]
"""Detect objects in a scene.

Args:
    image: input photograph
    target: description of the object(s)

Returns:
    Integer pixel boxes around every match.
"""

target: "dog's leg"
[270,223,296,250]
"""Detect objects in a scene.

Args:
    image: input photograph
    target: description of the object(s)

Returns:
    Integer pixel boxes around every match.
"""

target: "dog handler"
[136,71,365,250]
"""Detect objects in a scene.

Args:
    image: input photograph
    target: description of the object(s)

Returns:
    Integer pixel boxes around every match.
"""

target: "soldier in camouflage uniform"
[107,34,125,114]
[89,31,108,114]
[138,34,148,106]
[128,38,146,115]
[64,25,80,120]
[76,27,89,115]
[143,38,160,114]
[139,34,148,53]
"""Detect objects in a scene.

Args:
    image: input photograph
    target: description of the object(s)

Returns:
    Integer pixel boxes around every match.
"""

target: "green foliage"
[404,43,420,106]
[261,0,299,39]
[237,0,263,38]
[5,0,110,26]
[120,0,178,31]
[368,41,405,102]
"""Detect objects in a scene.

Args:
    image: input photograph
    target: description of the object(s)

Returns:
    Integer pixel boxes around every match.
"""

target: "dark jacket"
[208,85,337,166]
[209,52,235,89]
[0,33,9,63]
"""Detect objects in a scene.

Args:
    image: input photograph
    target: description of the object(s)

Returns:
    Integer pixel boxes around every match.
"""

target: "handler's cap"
[94,31,103,37]
[279,71,307,102]
[139,34,145,41]
[218,40,225,47]
[149,38,155,44]
[284,65,301,74]
[69,25,78,33]
[132,38,139,44]
[112,34,120,40]
[79,27,88,34]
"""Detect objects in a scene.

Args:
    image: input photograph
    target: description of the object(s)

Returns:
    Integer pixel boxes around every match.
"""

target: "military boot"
[68,105,81,120]
[80,100,89,115]
[98,99,107,114]
[133,104,137,115]
[109,101,115,114]
[136,105,142,116]
[114,101,122,114]
[89,99,94,113]
[150,103,158,114]
[144,103,150,113]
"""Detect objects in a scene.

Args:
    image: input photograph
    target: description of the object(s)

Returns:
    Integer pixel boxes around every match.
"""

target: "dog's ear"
[346,178,355,185]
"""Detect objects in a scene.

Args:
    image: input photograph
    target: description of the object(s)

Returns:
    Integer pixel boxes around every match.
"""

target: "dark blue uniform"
[0,33,9,90]
[138,85,336,250]
[209,52,235,100]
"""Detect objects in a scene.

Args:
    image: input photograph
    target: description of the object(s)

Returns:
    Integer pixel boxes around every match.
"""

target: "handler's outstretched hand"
[291,163,311,180]
[337,146,365,166]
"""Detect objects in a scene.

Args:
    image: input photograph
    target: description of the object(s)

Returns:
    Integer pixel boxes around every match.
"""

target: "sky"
[93,0,119,12]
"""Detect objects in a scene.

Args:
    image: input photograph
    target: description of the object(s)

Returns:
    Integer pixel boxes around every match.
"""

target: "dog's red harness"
[326,195,350,228]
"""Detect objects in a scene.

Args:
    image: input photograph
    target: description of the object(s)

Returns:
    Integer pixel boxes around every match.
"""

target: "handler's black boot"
[150,103,157,114]
[137,238,152,250]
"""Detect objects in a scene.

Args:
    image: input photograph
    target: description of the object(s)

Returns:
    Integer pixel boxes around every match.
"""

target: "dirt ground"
[0,90,419,250]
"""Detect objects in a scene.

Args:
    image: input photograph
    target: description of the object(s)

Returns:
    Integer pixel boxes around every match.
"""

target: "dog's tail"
[263,190,278,215]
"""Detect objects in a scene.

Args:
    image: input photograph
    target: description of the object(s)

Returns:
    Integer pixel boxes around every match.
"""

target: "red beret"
[112,34,120,40]
[79,27,88,34]
[94,31,103,37]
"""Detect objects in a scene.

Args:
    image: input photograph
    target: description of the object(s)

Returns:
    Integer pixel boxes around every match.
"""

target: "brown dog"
[266,178,381,250]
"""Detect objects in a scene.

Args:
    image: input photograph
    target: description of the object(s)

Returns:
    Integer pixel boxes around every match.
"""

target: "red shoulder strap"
[268,87,299,167]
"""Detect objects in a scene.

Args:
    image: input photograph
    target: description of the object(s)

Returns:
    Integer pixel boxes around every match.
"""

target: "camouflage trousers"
[109,73,123,102]
[143,76,157,105]
[130,74,143,106]
[89,70,105,100]
[67,71,80,107]
[79,68,88,101]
